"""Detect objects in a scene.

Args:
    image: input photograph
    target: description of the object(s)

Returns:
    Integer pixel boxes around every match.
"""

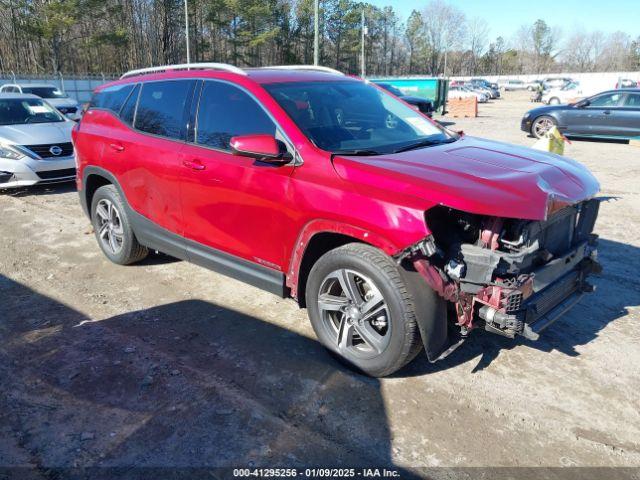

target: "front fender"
[285,219,404,298]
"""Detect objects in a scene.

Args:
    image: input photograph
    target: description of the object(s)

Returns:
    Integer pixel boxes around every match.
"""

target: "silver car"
[0,83,81,120]
[0,93,76,189]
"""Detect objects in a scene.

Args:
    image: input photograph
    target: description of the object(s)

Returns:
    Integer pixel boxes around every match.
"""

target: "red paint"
[74,68,601,299]
[230,134,282,159]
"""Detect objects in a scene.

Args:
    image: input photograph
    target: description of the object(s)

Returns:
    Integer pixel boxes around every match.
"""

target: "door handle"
[182,159,206,171]
[109,143,125,152]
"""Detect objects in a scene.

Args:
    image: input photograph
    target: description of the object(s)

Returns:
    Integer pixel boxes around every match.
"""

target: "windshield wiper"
[333,149,382,156]
[393,137,457,153]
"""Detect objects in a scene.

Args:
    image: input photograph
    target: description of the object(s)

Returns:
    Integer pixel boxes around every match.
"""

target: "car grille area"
[36,168,76,180]
[23,142,74,159]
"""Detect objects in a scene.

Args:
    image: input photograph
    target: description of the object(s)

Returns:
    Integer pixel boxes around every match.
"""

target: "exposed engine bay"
[397,198,602,353]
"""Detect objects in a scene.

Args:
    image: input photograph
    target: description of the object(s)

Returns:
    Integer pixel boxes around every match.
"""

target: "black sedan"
[377,83,434,117]
[522,89,640,139]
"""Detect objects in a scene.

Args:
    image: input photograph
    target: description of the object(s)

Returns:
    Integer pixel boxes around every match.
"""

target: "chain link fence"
[0,72,118,103]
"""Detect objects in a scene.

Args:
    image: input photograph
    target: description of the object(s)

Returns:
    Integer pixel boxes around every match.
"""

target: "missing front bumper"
[478,257,601,340]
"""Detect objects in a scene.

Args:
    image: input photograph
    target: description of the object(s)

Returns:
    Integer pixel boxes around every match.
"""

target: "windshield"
[0,98,65,125]
[562,82,579,91]
[21,87,67,99]
[264,81,452,154]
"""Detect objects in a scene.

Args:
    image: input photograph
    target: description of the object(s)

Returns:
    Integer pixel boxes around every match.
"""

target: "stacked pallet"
[447,96,478,118]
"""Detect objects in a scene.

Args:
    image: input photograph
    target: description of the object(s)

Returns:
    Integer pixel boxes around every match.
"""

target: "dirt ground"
[1,91,639,476]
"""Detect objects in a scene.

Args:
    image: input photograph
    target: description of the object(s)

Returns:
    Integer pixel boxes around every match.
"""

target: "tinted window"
[196,81,276,150]
[623,93,640,108]
[135,80,193,140]
[22,86,67,98]
[120,84,140,125]
[92,84,134,114]
[589,93,623,107]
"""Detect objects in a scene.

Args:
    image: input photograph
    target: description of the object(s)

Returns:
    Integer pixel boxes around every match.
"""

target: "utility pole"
[361,9,366,77]
[313,0,319,65]
[184,0,190,64]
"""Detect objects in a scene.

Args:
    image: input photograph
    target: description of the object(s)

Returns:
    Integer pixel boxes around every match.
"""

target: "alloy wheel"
[534,118,554,137]
[317,269,391,359]
[95,198,124,254]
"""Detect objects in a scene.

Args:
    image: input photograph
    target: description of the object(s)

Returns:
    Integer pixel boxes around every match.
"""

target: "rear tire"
[548,97,561,105]
[91,184,148,265]
[306,243,422,377]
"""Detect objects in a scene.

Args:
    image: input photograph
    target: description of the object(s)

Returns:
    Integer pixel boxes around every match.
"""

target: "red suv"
[73,64,602,377]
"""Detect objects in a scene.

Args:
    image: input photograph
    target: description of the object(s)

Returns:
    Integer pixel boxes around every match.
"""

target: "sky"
[367,0,640,40]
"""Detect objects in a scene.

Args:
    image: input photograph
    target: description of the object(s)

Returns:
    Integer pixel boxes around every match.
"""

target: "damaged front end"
[397,198,602,358]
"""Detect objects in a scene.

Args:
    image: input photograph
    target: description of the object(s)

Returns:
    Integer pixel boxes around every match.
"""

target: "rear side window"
[91,84,135,113]
[135,80,193,140]
[120,84,140,125]
[196,81,276,150]
[623,93,640,108]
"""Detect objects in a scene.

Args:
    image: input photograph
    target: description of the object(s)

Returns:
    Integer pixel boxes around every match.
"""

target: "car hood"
[0,122,74,145]
[332,136,600,221]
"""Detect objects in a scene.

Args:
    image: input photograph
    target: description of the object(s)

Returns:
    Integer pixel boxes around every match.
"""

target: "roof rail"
[120,63,246,79]
[261,65,344,76]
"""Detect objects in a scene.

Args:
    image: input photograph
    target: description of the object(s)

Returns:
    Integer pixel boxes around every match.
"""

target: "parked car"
[500,79,528,91]
[616,78,638,89]
[467,79,500,98]
[74,63,601,377]
[465,82,497,99]
[377,83,434,117]
[522,88,640,139]
[0,83,81,120]
[541,77,573,91]
[0,93,76,188]
[541,81,586,105]
[470,78,499,90]
[448,85,488,102]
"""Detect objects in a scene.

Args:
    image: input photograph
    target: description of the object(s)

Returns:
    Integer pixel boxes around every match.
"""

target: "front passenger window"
[196,81,276,151]
[589,93,622,108]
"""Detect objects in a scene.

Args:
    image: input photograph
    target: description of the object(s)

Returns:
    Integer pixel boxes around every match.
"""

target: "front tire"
[306,243,422,377]
[91,184,148,265]
[531,115,557,139]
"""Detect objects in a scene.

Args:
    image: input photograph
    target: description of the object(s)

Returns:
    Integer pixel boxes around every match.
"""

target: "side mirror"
[575,99,590,108]
[230,134,292,164]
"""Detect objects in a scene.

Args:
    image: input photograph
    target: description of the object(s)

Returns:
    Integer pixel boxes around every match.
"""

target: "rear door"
[118,79,195,235]
[179,80,297,270]
[617,92,640,138]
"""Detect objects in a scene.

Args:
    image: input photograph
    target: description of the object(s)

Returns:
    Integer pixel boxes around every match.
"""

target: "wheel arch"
[84,173,113,216]
[287,220,401,306]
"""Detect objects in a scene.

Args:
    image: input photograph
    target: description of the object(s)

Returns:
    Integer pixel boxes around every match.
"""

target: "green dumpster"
[370,77,449,115]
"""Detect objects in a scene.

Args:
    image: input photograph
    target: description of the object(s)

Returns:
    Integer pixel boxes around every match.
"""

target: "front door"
[179,80,297,271]
[577,91,626,137]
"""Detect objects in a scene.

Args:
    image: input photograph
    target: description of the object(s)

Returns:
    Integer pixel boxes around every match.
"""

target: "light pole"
[313,0,319,65]
[361,9,366,77]
[184,0,190,64]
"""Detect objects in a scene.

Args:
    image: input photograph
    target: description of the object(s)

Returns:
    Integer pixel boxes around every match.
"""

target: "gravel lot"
[1,91,639,476]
